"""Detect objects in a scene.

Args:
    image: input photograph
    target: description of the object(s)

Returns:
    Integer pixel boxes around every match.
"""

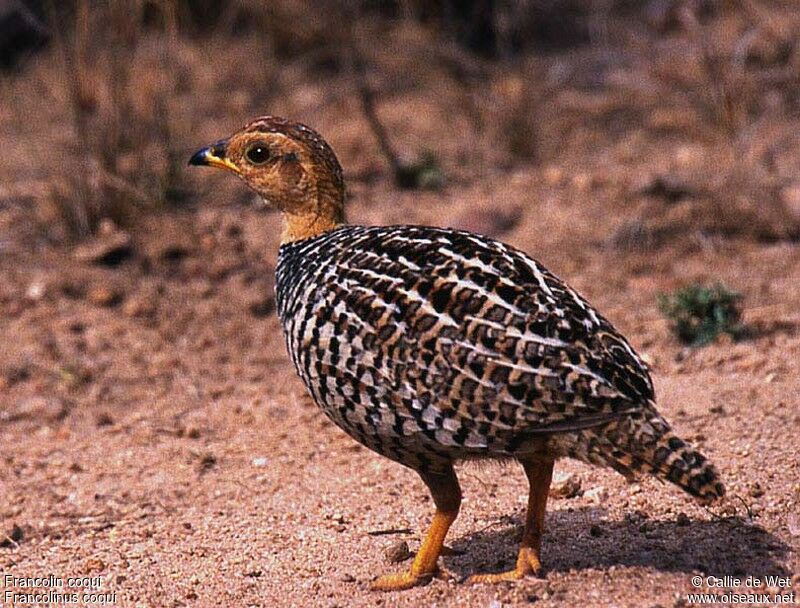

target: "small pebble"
[1,524,24,547]
[84,557,105,573]
[96,412,114,427]
[787,513,800,537]
[25,280,46,301]
[550,472,582,499]
[198,452,216,472]
[584,486,608,504]
[87,285,123,307]
[385,540,412,564]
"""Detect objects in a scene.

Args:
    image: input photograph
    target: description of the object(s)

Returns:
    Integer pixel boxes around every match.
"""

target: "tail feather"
[557,406,725,503]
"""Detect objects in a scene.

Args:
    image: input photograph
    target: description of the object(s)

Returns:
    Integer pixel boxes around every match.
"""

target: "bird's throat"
[280,204,345,244]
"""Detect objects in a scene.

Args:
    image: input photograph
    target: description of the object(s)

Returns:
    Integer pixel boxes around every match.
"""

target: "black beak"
[188,147,210,166]
[187,140,240,174]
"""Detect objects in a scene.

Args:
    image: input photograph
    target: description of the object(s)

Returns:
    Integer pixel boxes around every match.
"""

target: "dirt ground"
[2,4,800,607]
[2,186,799,607]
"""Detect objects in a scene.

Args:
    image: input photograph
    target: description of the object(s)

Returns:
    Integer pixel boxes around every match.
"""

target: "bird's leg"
[468,458,554,584]
[371,467,461,591]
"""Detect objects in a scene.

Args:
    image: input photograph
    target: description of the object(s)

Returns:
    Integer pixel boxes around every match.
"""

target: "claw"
[371,570,433,591]
[371,504,458,592]
[466,547,543,585]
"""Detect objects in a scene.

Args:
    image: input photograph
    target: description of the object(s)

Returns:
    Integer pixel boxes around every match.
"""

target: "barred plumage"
[190,116,725,590]
[275,224,723,500]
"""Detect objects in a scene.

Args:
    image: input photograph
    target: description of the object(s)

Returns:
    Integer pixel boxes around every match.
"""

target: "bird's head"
[189,116,345,243]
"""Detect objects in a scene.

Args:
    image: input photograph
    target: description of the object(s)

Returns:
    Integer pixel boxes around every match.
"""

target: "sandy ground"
[1,184,799,607]
[2,6,800,606]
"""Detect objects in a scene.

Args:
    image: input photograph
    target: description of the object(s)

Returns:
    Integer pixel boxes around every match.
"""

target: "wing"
[329,225,654,449]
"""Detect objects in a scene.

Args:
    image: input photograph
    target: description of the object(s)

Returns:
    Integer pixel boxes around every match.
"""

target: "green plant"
[658,283,745,346]
[396,150,446,191]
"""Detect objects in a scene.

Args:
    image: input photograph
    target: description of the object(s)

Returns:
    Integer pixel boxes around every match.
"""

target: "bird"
[189,116,725,591]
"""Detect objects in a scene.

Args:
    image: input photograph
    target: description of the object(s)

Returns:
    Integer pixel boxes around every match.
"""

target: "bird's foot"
[466,547,543,584]
[370,570,434,591]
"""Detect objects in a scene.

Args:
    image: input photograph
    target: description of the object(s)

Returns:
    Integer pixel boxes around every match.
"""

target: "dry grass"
[599,1,800,249]
[1,0,799,247]
[42,0,195,238]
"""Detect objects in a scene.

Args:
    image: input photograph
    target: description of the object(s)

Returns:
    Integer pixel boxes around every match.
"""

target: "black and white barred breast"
[275,225,724,501]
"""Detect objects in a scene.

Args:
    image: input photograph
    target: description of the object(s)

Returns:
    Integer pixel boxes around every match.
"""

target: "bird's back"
[275,224,724,501]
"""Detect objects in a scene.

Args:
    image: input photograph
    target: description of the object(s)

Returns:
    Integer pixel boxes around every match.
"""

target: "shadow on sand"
[443,506,790,579]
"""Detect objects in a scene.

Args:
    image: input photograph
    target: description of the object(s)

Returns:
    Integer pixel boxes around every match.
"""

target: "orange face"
[190,128,315,211]
[189,116,346,242]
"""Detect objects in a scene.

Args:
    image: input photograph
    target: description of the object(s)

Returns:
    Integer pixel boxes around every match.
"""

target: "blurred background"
[2,0,799,247]
[1,4,799,606]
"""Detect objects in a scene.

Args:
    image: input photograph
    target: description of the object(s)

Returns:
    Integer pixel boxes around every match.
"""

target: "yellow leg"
[371,467,461,591]
[468,458,554,584]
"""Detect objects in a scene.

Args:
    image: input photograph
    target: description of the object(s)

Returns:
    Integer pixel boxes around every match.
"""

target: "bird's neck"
[279,184,346,244]
[281,210,344,243]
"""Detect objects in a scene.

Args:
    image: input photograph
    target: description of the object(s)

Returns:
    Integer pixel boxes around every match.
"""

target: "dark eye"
[245,144,270,165]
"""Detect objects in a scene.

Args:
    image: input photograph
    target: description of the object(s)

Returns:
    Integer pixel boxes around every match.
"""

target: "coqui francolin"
[189,116,725,591]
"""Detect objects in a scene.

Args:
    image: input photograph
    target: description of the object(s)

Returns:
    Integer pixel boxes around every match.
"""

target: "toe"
[370,571,431,591]
[467,570,523,584]
[518,547,543,576]
[467,548,545,585]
